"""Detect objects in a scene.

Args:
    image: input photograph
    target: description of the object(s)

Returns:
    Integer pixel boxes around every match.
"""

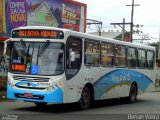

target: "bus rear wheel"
[34,102,47,107]
[78,86,91,110]
[128,84,137,103]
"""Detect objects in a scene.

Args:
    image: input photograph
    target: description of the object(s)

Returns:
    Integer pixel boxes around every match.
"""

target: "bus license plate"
[24,93,33,98]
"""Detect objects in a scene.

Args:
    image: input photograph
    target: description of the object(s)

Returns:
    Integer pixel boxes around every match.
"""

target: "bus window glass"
[66,37,82,80]
[147,51,154,68]
[10,42,64,75]
[115,45,126,67]
[127,47,137,68]
[101,43,114,66]
[85,41,99,66]
[137,49,146,68]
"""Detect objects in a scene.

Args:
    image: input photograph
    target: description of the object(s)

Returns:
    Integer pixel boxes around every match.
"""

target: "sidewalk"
[153,86,160,92]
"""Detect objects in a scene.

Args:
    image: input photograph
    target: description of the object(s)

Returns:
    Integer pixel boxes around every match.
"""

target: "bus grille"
[17,86,46,90]
[13,75,50,82]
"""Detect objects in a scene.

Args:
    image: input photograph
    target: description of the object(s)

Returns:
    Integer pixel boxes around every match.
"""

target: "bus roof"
[12,26,69,32]
[70,30,155,51]
[12,26,155,51]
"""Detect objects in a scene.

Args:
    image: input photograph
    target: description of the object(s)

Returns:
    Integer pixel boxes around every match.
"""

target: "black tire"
[34,102,47,107]
[78,86,91,110]
[128,84,137,103]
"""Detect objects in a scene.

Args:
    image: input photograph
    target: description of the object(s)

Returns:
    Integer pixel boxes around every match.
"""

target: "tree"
[149,42,160,59]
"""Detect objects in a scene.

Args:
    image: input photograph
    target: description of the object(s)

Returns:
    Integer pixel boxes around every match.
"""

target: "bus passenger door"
[65,36,82,102]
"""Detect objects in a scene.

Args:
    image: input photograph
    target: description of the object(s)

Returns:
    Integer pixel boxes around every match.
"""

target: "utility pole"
[132,34,150,43]
[122,18,125,41]
[110,0,142,42]
[110,18,131,41]
[126,0,140,42]
[158,29,160,59]
[86,19,103,36]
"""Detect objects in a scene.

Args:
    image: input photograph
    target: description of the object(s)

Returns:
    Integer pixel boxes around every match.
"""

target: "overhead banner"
[0,0,87,38]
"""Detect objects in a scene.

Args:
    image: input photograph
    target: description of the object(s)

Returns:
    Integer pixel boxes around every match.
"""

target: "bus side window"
[85,40,99,66]
[137,49,146,68]
[115,45,126,67]
[147,51,154,69]
[101,42,114,66]
[66,37,82,80]
[127,47,137,68]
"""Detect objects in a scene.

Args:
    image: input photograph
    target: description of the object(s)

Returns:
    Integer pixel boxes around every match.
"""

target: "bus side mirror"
[3,39,11,56]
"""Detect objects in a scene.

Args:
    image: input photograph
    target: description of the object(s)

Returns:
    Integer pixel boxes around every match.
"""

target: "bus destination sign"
[11,64,26,72]
[12,29,64,39]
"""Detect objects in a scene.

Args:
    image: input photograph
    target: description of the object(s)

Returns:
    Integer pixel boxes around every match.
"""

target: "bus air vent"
[13,75,50,82]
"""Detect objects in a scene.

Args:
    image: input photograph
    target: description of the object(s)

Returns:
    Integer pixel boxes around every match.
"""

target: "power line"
[86,19,103,36]
[110,0,141,42]
[110,18,131,41]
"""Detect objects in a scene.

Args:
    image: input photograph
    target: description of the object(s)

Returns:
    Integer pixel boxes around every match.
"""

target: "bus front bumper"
[7,84,63,103]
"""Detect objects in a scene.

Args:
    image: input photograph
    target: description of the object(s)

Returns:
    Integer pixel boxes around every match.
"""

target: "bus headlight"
[10,84,15,88]
[46,85,56,92]
[46,81,63,92]
[46,87,52,92]
[8,78,14,88]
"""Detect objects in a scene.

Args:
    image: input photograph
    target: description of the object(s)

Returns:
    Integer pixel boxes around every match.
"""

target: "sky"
[76,0,160,43]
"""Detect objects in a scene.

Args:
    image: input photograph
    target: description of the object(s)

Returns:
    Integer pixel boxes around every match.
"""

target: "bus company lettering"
[19,30,57,38]
[11,64,25,71]
[112,74,131,81]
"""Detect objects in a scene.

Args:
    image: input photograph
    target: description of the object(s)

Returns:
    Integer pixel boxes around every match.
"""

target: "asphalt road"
[0,92,160,120]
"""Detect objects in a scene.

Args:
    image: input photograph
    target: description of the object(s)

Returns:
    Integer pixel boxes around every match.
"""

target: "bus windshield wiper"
[37,40,50,57]
[20,39,27,55]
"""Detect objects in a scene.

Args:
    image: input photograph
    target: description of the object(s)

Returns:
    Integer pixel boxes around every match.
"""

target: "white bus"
[6,26,156,109]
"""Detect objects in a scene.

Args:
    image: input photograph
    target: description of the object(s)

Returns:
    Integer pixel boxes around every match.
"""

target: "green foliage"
[149,42,160,59]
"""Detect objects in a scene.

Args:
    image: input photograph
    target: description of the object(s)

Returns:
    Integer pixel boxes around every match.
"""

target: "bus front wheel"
[78,86,91,110]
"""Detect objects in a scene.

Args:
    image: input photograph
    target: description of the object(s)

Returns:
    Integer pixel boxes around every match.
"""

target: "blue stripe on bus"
[7,84,63,103]
[15,81,38,87]
[93,69,153,100]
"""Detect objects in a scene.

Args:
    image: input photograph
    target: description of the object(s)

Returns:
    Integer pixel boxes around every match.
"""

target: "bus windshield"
[10,41,64,76]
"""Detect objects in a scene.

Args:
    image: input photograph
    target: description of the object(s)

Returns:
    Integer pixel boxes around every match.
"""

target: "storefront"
[0,38,9,90]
